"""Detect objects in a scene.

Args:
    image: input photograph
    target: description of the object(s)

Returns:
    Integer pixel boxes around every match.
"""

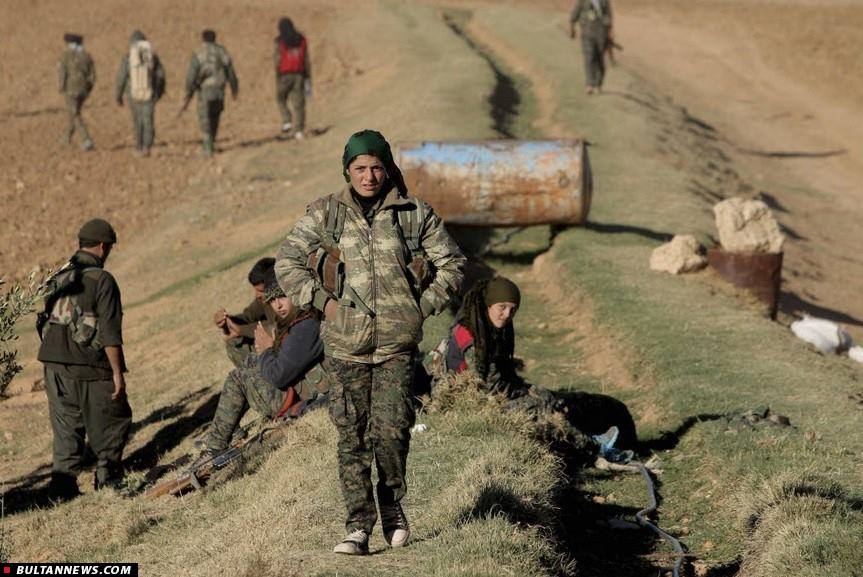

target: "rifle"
[176,94,192,119]
[143,396,327,499]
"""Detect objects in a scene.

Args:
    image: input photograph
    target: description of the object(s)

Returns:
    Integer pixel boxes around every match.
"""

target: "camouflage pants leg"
[65,95,91,144]
[224,336,255,369]
[130,99,155,152]
[44,366,132,485]
[206,366,287,451]
[197,97,224,155]
[276,73,306,132]
[581,30,607,88]
[324,354,415,533]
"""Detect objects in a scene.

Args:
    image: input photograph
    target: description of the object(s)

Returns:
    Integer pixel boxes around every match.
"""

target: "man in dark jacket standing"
[37,219,131,498]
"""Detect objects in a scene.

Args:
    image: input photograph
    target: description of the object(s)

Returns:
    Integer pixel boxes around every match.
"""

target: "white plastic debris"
[849,346,863,364]
[790,316,853,354]
[411,423,429,434]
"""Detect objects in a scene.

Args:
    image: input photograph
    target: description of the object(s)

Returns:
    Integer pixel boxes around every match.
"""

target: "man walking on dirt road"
[116,30,166,157]
[184,29,238,157]
[570,0,613,94]
[275,130,465,555]
[58,33,96,151]
[37,219,132,499]
[273,17,312,140]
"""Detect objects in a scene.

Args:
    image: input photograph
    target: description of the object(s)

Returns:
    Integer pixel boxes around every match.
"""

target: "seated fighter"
[214,257,278,367]
[195,270,327,463]
[435,276,637,456]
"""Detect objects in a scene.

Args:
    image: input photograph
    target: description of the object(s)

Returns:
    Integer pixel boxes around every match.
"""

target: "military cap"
[263,278,286,303]
[78,218,117,245]
[64,33,83,44]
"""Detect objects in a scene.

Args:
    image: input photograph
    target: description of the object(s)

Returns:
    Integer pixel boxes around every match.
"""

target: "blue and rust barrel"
[395,140,592,226]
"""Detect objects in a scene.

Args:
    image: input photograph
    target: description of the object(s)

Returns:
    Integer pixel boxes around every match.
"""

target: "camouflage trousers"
[205,364,287,452]
[324,354,416,534]
[64,94,91,145]
[44,365,132,486]
[197,97,224,155]
[224,336,255,369]
[129,99,155,152]
[275,72,305,132]
[580,28,608,88]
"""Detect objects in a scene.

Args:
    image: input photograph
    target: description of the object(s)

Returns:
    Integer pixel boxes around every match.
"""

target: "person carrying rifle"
[191,270,327,467]
[570,0,614,94]
[183,29,238,157]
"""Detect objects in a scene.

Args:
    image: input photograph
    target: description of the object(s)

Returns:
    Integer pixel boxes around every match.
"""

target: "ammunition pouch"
[307,245,345,299]
[406,255,434,294]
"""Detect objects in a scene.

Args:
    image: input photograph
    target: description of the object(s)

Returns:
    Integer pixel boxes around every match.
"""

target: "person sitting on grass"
[436,276,637,457]
[192,271,328,467]
[213,257,278,368]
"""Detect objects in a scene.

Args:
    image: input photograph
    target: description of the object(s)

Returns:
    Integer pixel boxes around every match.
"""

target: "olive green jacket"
[58,48,96,97]
[276,185,465,364]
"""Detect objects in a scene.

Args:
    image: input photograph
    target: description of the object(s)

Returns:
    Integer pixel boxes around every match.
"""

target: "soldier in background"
[184,29,239,157]
[570,0,613,95]
[214,257,278,368]
[37,219,132,499]
[58,33,96,150]
[273,17,311,140]
[116,30,166,157]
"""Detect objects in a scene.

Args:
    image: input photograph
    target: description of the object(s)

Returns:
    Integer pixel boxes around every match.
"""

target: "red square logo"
[3,566,10,574]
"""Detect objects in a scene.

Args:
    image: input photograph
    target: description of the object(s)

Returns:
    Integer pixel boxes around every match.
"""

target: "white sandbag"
[790,316,853,354]
[849,346,863,364]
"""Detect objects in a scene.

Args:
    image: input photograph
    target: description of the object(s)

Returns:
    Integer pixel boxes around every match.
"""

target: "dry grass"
[737,472,863,577]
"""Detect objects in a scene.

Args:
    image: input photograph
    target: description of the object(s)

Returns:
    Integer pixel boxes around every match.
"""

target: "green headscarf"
[484,277,521,307]
[341,129,407,193]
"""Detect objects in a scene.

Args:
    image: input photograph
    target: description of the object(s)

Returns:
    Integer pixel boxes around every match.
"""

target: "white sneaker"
[333,529,369,555]
[381,503,411,548]
[281,122,292,133]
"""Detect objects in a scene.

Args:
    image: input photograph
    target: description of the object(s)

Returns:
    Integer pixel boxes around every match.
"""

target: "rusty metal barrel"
[395,140,592,226]
[707,248,783,319]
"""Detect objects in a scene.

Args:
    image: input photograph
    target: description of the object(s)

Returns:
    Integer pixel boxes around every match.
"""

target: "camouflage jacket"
[276,185,465,364]
[570,0,613,32]
[185,42,238,101]
[58,48,96,97]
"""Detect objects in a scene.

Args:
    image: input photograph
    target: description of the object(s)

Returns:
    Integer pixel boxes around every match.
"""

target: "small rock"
[713,197,785,253]
[849,346,863,364]
[4,431,12,441]
[411,423,429,434]
[650,235,707,274]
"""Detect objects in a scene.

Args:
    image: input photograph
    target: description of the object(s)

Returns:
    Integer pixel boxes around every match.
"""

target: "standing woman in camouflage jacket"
[276,130,465,555]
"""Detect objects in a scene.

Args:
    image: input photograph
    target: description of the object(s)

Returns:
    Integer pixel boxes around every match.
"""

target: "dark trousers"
[581,29,608,88]
[324,354,416,533]
[44,365,132,485]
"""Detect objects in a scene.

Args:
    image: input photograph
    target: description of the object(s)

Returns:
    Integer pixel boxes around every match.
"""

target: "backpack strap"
[397,199,425,258]
[323,194,347,247]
